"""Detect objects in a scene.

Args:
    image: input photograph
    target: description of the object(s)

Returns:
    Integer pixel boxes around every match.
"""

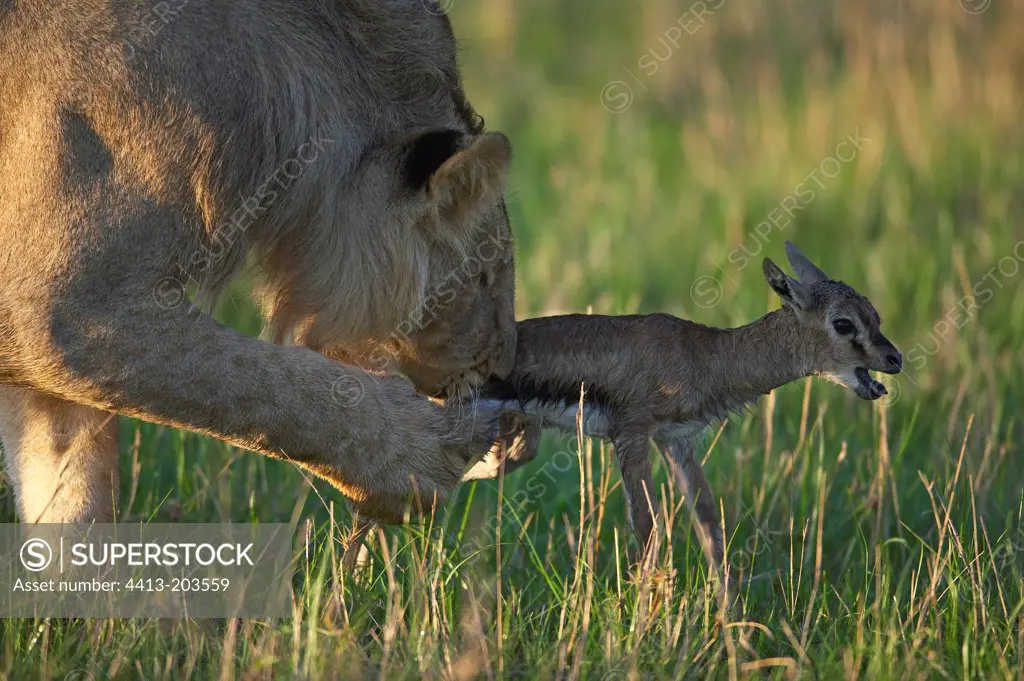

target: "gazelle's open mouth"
[855,367,887,400]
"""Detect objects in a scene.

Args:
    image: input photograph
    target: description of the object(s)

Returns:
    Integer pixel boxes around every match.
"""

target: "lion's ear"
[403,130,511,232]
[403,129,464,189]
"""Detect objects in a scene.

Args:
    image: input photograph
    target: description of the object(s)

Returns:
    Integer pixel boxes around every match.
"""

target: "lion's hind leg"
[0,387,120,523]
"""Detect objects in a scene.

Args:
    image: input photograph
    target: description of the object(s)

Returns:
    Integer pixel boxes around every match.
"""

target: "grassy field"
[3,0,1024,678]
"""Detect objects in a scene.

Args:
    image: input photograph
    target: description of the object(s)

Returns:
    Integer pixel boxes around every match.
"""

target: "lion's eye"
[832,318,856,335]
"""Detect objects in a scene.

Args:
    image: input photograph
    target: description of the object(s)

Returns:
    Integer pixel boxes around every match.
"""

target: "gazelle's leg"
[0,386,120,523]
[656,436,725,574]
[611,431,657,556]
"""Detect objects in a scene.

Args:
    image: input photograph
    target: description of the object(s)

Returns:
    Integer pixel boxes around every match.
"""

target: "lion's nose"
[491,330,517,379]
[488,319,517,380]
[493,342,516,379]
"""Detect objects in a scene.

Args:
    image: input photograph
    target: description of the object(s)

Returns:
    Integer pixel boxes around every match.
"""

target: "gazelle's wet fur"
[479,242,902,580]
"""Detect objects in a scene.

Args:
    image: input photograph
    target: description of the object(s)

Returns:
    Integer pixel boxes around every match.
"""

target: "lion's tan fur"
[0,0,523,524]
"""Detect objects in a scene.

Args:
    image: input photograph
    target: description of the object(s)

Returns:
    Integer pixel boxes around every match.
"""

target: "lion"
[0,0,533,525]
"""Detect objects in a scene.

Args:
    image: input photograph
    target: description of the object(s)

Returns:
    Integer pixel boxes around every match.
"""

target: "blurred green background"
[3,1,1023,678]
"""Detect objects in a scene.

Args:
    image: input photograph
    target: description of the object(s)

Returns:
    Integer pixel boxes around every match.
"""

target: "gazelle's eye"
[832,318,856,335]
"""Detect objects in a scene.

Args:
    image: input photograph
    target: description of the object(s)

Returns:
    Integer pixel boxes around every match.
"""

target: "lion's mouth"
[855,367,887,401]
[442,365,489,401]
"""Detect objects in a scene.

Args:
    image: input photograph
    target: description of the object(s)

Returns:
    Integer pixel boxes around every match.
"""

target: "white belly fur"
[476,398,612,437]
[477,399,709,442]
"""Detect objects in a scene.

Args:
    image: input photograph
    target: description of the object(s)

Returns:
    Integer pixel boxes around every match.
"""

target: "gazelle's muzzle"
[852,336,902,400]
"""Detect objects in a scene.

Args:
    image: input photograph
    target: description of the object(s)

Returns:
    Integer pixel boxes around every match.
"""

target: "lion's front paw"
[461,414,540,480]
[437,398,502,466]
[344,379,500,523]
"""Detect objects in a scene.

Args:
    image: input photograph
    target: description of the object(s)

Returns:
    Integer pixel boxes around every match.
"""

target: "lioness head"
[313,128,517,398]
[390,129,517,397]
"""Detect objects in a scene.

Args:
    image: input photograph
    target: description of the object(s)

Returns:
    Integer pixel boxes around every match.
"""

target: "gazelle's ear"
[763,258,815,310]
[784,241,829,284]
[402,129,510,237]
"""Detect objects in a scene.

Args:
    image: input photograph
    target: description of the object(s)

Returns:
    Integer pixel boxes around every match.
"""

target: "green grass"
[3,0,1024,678]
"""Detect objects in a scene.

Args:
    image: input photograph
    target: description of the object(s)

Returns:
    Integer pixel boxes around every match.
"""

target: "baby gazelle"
[477,242,902,575]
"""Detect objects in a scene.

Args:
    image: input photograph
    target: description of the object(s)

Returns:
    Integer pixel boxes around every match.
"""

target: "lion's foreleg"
[40,303,495,524]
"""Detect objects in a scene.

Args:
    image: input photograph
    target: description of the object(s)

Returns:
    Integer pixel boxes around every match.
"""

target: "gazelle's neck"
[695,307,819,417]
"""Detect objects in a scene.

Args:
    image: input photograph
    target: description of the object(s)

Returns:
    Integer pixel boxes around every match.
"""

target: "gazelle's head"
[763,241,902,400]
